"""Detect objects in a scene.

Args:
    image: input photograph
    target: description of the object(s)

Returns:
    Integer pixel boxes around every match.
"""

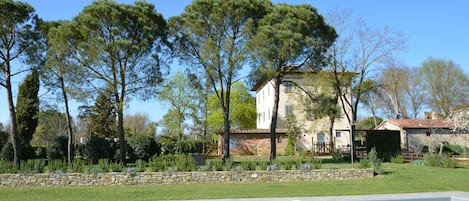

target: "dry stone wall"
[0,169,373,187]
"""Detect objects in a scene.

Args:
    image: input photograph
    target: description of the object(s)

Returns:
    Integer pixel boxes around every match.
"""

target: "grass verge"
[1,163,468,201]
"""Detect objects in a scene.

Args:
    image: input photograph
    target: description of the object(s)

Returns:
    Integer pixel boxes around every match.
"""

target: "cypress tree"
[16,69,40,146]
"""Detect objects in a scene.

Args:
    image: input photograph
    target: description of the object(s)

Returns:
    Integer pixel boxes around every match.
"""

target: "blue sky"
[1,0,469,125]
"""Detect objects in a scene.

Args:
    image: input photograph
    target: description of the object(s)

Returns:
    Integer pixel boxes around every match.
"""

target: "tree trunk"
[328,117,335,152]
[117,100,126,165]
[270,76,281,161]
[5,69,21,169]
[60,77,74,166]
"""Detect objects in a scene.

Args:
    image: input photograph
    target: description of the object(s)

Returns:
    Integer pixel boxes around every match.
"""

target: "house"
[218,71,353,156]
[376,112,468,152]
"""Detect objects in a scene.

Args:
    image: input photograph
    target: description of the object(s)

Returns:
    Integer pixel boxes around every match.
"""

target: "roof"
[378,119,452,129]
[217,128,288,135]
[250,70,357,91]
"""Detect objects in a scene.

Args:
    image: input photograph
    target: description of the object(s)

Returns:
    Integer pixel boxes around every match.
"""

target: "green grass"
[1,163,468,201]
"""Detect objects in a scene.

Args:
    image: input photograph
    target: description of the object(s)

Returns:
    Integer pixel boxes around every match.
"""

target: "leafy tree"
[248,3,336,160]
[284,115,302,156]
[169,0,270,160]
[326,10,405,161]
[69,1,168,164]
[158,72,200,141]
[128,135,159,161]
[0,0,38,168]
[79,88,117,139]
[15,68,39,145]
[124,113,155,137]
[419,57,469,118]
[300,71,343,147]
[356,116,383,130]
[43,20,84,165]
[207,82,256,131]
[31,109,68,146]
[46,135,68,160]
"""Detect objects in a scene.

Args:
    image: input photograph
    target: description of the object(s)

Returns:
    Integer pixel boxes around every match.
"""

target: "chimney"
[424,112,431,119]
[431,112,439,120]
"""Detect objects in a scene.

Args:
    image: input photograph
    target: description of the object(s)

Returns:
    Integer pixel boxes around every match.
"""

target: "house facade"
[251,71,352,154]
[376,113,469,152]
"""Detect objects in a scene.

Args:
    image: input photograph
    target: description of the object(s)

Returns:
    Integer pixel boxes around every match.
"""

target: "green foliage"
[21,159,46,174]
[98,159,110,172]
[358,159,371,169]
[134,159,146,172]
[0,142,13,161]
[150,154,197,172]
[31,110,68,146]
[78,137,116,163]
[420,57,469,117]
[390,154,405,164]
[110,161,124,172]
[46,136,68,160]
[160,137,204,155]
[424,154,458,168]
[128,135,160,161]
[284,115,301,156]
[16,69,40,145]
[0,130,8,151]
[356,116,383,130]
[47,160,67,173]
[367,148,384,174]
[70,159,86,173]
[207,82,257,130]
[240,160,256,171]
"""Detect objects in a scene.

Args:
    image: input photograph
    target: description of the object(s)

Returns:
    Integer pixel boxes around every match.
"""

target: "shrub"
[0,142,13,161]
[424,154,458,168]
[312,158,322,169]
[0,160,17,174]
[98,159,110,172]
[79,137,116,163]
[22,145,37,160]
[34,146,47,159]
[47,136,68,160]
[110,161,124,172]
[240,160,256,171]
[368,148,384,174]
[70,159,86,173]
[175,139,204,154]
[135,159,146,172]
[47,160,67,173]
[390,154,405,164]
[359,159,371,169]
[21,159,46,174]
[128,135,160,162]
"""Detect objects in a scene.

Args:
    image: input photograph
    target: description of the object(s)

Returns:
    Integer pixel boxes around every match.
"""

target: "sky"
[1,0,469,126]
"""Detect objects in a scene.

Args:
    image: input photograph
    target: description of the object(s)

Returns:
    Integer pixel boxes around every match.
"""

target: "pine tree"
[16,69,40,146]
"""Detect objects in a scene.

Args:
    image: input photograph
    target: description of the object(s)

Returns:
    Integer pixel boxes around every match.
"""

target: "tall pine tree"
[16,68,40,146]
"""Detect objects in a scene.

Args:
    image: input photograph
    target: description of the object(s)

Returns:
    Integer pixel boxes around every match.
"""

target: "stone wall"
[0,169,373,188]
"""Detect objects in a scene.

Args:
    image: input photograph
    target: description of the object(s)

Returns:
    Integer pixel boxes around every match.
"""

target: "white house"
[251,71,353,154]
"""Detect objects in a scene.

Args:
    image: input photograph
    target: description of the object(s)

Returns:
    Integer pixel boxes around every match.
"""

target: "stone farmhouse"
[218,71,353,156]
[376,112,469,153]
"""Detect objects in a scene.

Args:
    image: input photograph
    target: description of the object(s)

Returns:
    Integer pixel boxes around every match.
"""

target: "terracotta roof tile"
[385,119,452,129]
[217,128,288,135]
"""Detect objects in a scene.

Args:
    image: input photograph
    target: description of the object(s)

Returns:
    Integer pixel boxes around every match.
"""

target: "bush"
[424,154,458,168]
[34,146,47,159]
[79,137,116,163]
[390,154,405,164]
[358,159,371,169]
[312,158,322,169]
[98,159,110,172]
[47,136,68,160]
[175,139,204,154]
[110,161,124,172]
[22,144,37,160]
[240,160,256,171]
[0,142,13,161]
[128,135,160,161]
[21,159,46,174]
[47,160,67,173]
[368,148,384,174]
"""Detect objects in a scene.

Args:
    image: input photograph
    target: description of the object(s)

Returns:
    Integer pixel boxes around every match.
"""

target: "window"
[284,82,293,93]
[336,132,341,138]
[267,108,271,120]
[285,105,293,116]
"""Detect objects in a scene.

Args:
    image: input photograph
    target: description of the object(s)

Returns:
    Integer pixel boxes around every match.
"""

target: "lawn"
[1,163,468,201]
